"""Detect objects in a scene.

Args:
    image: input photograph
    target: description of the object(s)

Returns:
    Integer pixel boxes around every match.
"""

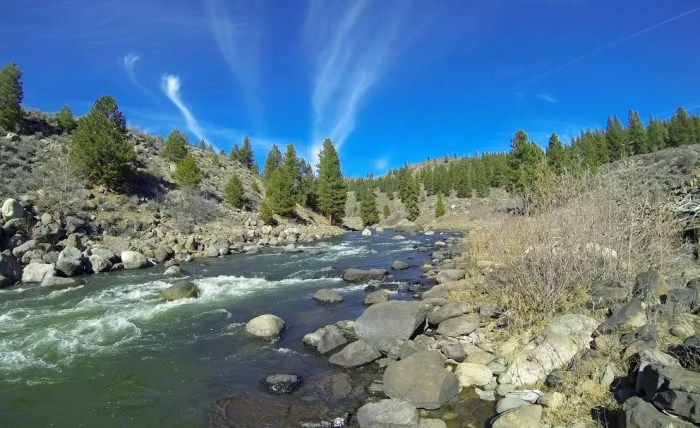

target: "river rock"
[496,397,530,413]
[41,276,84,289]
[435,269,465,284]
[12,239,36,259]
[622,396,695,428]
[436,313,480,337]
[419,419,447,428]
[364,290,389,305]
[342,268,388,283]
[0,249,23,287]
[504,314,598,386]
[442,342,465,362]
[392,260,409,270]
[1,198,24,220]
[160,280,200,301]
[362,228,372,236]
[209,394,333,428]
[671,323,695,339]
[395,219,422,234]
[245,314,285,338]
[356,398,420,428]
[264,374,300,394]
[88,255,112,273]
[313,289,344,303]
[354,300,430,352]
[328,339,381,368]
[455,362,492,387]
[303,325,348,353]
[492,404,543,428]
[383,351,459,410]
[21,262,55,283]
[56,246,84,277]
[427,301,465,324]
[164,265,186,278]
[91,248,117,262]
[120,251,149,269]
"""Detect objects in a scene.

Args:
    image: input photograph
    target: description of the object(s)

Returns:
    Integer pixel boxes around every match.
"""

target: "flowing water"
[0,231,456,427]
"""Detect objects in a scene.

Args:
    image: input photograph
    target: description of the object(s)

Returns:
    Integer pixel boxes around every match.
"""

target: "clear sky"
[2,0,699,176]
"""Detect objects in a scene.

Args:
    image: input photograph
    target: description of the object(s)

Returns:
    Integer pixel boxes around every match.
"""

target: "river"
[0,230,478,427]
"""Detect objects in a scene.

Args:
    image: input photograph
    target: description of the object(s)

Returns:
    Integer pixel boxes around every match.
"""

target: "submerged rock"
[209,394,337,428]
[392,260,409,270]
[264,374,300,394]
[245,314,285,338]
[313,289,344,303]
[160,280,200,301]
[41,276,84,289]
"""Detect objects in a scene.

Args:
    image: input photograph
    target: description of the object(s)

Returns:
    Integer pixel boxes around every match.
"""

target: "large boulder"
[313,289,344,303]
[435,269,465,284]
[303,325,348,353]
[504,314,598,386]
[622,396,695,428]
[1,198,24,220]
[636,364,700,423]
[427,301,465,325]
[12,239,36,259]
[0,250,23,287]
[21,262,55,283]
[120,251,149,269]
[56,246,84,277]
[91,248,117,262]
[245,314,285,338]
[354,301,430,352]
[356,399,419,428]
[160,280,200,301]
[383,351,459,410]
[342,268,389,283]
[328,339,381,368]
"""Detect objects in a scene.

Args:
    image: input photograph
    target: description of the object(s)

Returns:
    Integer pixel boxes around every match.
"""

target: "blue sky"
[2,0,699,176]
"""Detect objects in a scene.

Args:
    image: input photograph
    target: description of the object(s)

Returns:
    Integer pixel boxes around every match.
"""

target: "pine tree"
[198,138,206,150]
[627,110,648,154]
[435,191,446,217]
[229,144,240,161]
[647,117,669,151]
[546,133,566,174]
[508,130,545,193]
[224,175,245,208]
[239,136,254,169]
[263,144,282,180]
[283,143,302,199]
[162,129,188,162]
[173,154,201,188]
[316,138,347,224]
[69,95,135,188]
[383,204,391,219]
[0,62,23,131]
[606,115,627,160]
[265,167,296,216]
[211,154,220,167]
[360,190,380,226]
[56,106,76,133]
[668,107,695,146]
[455,162,472,198]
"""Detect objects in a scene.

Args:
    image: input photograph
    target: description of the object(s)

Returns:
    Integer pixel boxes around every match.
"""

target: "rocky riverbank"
[0,196,343,289]
[229,227,700,427]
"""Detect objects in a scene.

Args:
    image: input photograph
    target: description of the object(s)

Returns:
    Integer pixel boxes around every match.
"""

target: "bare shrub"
[462,163,685,334]
[163,190,222,233]
[32,143,88,217]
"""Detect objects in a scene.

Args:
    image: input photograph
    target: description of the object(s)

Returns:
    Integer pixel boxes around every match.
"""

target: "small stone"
[670,323,695,339]
[264,374,300,394]
[392,260,409,270]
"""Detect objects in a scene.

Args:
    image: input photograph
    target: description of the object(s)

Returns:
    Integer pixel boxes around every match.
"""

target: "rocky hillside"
[0,110,342,288]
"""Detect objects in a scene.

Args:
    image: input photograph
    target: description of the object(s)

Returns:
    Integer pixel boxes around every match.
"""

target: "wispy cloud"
[305,0,411,162]
[537,93,558,104]
[123,53,156,98]
[161,74,211,148]
[516,6,700,88]
[205,0,262,128]
[374,157,388,171]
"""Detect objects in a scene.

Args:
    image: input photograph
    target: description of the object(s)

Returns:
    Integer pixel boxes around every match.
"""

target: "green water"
[0,232,448,427]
